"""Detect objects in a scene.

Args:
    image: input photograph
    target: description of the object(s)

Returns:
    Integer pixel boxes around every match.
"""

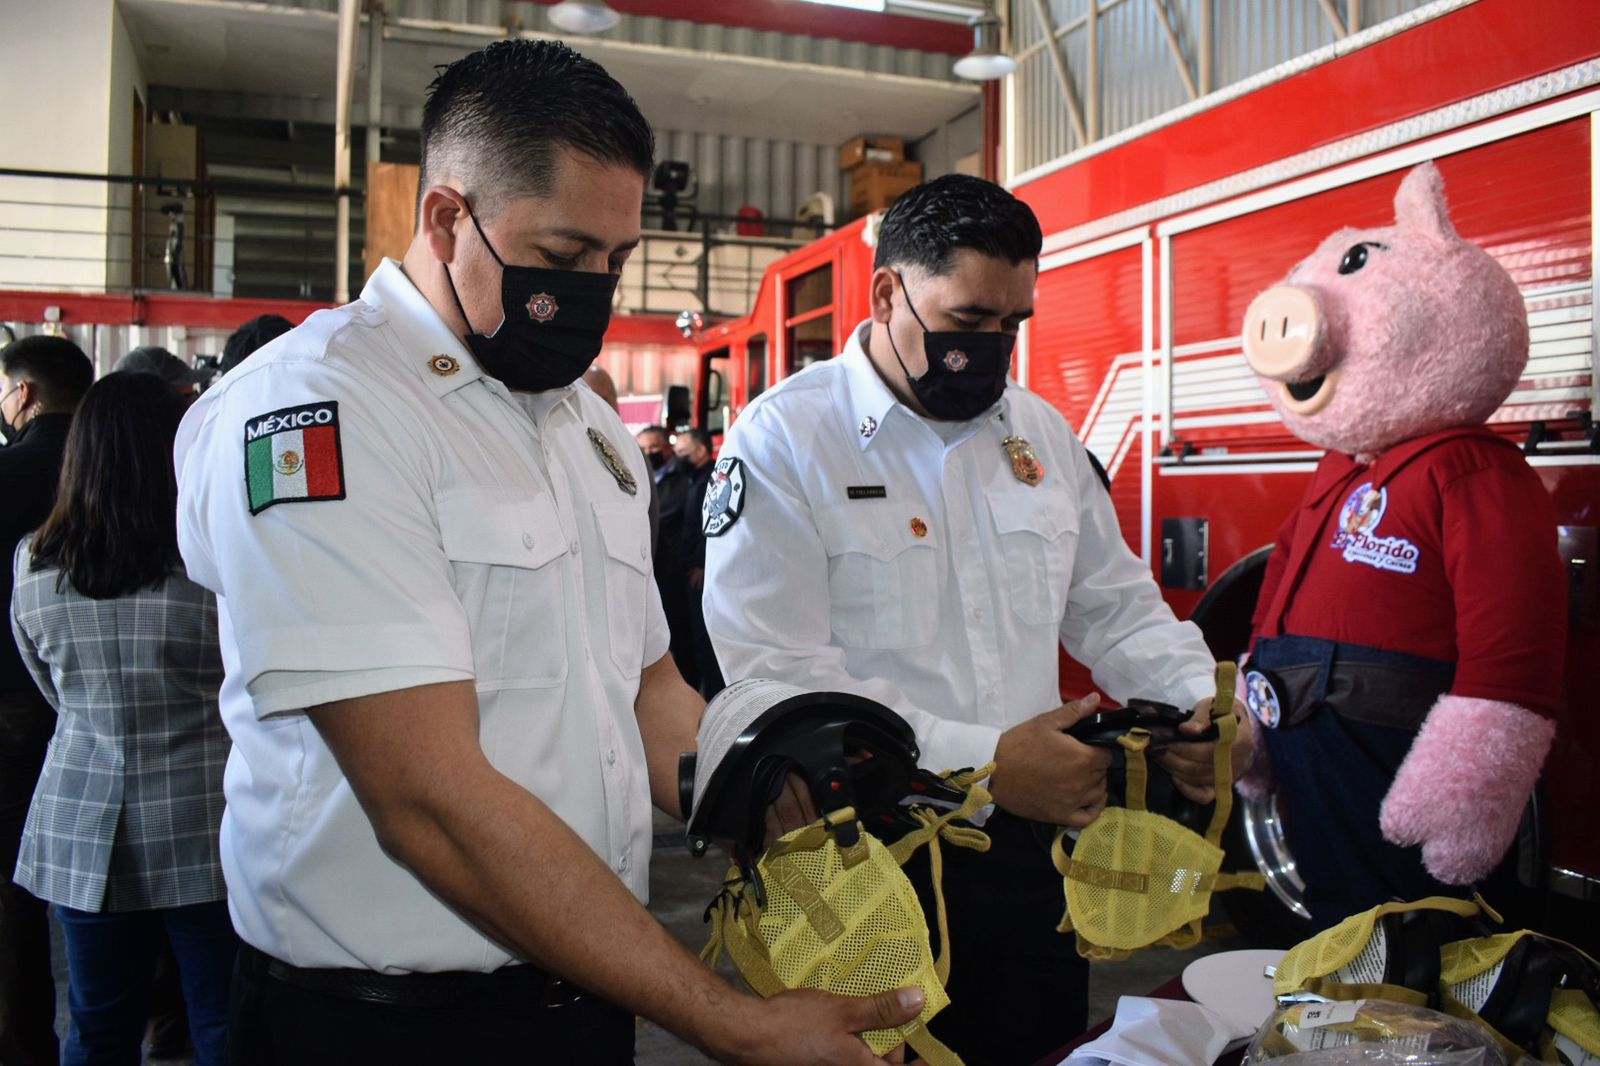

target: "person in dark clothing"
[639,425,698,687]
[0,333,93,1066]
[218,314,294,379]
[675,428,724,698]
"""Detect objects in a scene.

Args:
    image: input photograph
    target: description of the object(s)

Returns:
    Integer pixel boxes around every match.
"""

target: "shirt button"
[971,606,984,621]
[986,688,998,701]
[521,532,534,549]
[638,545,647,560]
[618,855,630,873]
[570,539,580,555]
[606,748,617,766]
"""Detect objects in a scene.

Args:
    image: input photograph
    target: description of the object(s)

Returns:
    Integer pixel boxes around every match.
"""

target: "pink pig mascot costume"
[1236,163,1566,929]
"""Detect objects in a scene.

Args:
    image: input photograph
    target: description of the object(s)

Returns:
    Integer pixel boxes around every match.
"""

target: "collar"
[4,410,71,446]
[362,258,487,399]
[1305,425,1510,507]
[842,320,908,450]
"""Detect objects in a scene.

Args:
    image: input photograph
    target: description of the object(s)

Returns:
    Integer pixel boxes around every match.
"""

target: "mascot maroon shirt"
[1252,426,1565,717]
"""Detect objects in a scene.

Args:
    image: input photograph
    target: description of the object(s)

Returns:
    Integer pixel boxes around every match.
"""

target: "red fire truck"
[691,0,1600,945]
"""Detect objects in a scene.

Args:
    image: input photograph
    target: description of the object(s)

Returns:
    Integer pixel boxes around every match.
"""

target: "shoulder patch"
[702,456,746,537]
[244,401,346,515]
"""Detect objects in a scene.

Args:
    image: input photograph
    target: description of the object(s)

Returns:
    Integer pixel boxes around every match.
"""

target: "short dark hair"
[419,39,655,220]
[873,174,1043,277]
[220,314,294,376]
[30,372,188,599]
[0,335,94,411]
[638,424,668,441]
[681,427,712,452]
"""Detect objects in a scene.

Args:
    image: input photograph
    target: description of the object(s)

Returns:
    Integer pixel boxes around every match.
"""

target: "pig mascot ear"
[1393,162,1457,239]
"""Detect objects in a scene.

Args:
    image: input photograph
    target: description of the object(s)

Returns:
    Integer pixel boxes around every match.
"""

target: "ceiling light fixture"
[548,0,621,34]
[952,11,1016,80]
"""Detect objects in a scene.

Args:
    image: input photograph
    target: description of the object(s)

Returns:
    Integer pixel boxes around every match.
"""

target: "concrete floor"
[51,808,1245,1065]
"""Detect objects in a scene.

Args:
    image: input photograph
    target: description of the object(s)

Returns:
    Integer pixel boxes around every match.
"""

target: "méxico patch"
[244,401,346,515]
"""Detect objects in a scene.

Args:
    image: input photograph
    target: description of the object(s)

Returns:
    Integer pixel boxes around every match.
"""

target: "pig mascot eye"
[1337,242,1379,275]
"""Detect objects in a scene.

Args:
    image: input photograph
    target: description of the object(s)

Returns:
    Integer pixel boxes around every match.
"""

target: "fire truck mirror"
[1558,525,1597,630]
[1161,517,1208,591]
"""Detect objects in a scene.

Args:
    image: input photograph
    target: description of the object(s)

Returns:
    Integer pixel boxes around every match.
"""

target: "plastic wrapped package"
[1244,998,1530,1066]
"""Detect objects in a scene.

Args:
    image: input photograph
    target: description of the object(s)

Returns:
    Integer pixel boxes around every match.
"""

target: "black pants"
[227,944,635,1066]
[0,686,57,1066]
[907,811,1089,1066]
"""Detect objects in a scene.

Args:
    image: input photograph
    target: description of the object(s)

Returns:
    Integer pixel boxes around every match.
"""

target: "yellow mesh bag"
[702,766,993,1066]
[1549,988,1600,1058]
[1053,664,1264,960]
[1271,896,1484,999]
[1274,897,1600,1063]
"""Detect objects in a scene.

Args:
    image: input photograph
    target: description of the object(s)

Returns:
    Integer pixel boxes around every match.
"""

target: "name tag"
[847,486,887,500]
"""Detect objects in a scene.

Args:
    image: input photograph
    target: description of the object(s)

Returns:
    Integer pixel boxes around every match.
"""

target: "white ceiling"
[119,0,982,144]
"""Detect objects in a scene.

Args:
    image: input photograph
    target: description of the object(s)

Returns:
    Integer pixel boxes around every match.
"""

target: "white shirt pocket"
[986,489,1079,626]
[814,500,941,650]
[592,500,652,677]
[436,487,569,690]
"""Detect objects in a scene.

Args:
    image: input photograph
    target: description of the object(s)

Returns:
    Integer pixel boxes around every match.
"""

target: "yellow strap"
[1120,729,1152,813]
[1049,828,1077,935]
[1057,856,1149,894]
[1296,976,1429,1007]
[764,853,845,944]
[903,1019,967,1066]
[1206,662,1239,847]
[1436,989,1532,1064]
[1207,869,1267,893]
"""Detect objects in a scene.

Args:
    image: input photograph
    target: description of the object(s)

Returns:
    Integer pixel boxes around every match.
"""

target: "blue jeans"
[55,900,238,1066]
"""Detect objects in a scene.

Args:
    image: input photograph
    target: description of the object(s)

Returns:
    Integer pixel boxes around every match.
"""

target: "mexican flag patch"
[244,401,346,514]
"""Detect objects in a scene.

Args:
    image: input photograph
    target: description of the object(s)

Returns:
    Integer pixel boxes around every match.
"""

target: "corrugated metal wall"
[1007,0,1441,176]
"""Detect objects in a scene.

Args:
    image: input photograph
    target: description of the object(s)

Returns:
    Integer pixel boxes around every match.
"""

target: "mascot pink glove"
[1380,694,1555,885]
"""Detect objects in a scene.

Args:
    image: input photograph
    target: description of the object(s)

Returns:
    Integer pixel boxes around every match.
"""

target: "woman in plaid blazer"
[10,370,235,1066]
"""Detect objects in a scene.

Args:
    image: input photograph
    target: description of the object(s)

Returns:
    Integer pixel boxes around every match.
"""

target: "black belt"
[1247,634,1454,732]
[244,943,588,1009]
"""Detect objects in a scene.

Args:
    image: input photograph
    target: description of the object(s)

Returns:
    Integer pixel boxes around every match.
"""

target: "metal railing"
[0,168,832,318]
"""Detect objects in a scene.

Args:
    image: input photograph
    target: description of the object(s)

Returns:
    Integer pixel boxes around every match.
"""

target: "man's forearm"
[310,682,747,1056]
[634,652,705,819]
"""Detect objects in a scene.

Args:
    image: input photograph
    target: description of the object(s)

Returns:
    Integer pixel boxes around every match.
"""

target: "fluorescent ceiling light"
[793,0,889,11]
[548,1,621,34]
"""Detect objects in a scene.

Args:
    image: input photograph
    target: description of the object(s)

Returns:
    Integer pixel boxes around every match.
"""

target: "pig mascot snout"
[1236,163,1566,929]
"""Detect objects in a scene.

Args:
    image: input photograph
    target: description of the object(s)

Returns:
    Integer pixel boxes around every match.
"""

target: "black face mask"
[645,449,668,471]
[443,204,620,393]
[887,273,1015,422]
[0,384,24,442]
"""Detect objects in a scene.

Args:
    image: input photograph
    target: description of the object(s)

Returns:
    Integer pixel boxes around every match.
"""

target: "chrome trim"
[1549,866,1600,902]
[1240,793,1312,921]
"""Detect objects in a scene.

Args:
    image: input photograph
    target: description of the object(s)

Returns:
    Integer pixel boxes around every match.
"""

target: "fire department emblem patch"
[587,428,637,496]
[1002,435,1044,487]
[702,457,746,537]
[1244,670,1281,729]
[527,292,559,323]
[1331,481,1419,574]
[428,354,460,377]
[943,349,969,372]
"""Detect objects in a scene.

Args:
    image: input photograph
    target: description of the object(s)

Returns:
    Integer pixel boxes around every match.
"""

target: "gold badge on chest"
[1002,435,1044,487]
[587,428,638,496]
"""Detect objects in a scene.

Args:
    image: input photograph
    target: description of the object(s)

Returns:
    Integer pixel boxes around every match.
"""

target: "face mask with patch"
[443,203,619,393]
[887,272,1014,423]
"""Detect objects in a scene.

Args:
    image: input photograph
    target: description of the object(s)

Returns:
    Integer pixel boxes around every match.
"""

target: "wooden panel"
[363,162,418,282]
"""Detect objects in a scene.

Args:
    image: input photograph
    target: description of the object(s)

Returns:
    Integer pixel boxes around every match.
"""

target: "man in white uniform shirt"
[703,175,1249,1065]
[175,40,921,1066]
